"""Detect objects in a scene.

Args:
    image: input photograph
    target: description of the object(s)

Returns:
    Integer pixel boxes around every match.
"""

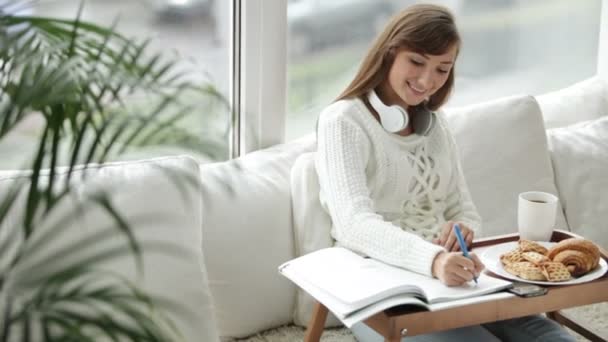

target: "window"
[1,0,232,169]
[285,0,602,140]
[3,1,603,165]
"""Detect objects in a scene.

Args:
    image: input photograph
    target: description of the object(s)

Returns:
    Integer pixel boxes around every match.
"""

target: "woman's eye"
[437,69,449,74]
[409,59,424,66]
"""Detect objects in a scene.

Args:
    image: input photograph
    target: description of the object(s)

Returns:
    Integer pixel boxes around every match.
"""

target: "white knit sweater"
[315,98,482,277]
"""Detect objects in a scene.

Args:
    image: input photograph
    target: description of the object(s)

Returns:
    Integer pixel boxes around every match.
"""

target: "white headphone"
[367,89,435,136]
[367,89,409,133]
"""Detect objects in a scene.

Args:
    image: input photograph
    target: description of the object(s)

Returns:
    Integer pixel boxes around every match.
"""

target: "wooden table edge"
[366,276,608,338]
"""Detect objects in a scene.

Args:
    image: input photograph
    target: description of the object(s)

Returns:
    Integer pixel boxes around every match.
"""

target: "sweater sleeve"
[315,109,445,277]
[438,114,483,234]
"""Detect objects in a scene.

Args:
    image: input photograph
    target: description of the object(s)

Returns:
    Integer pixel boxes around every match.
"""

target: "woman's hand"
[433,221,474,252]
[431,251,484,286]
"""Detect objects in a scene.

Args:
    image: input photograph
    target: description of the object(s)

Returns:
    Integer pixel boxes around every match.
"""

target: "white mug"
[518,191,559,241]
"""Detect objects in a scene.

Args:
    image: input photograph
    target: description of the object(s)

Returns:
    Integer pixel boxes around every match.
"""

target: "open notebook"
[279,247,513,327]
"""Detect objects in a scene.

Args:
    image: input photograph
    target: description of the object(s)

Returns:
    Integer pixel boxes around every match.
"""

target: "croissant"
[552,250,597,277]
[546,238,600,273]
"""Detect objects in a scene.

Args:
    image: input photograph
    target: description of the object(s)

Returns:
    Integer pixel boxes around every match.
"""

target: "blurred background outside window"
[1,0,232,169]
[2,0,603,166]
[285,0,602,140]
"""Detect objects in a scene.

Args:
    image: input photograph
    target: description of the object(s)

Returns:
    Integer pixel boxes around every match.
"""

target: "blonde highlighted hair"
[336,4,460,111]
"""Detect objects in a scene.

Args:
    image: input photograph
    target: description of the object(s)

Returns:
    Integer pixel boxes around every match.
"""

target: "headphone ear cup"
[367,90,409,133]
[390,105,409,130]
[379,105,408,133]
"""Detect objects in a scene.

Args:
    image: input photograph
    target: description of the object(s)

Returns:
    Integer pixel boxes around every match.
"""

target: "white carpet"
[233,303,608,342]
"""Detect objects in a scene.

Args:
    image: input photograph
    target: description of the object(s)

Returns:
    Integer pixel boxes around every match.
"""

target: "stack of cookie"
[500,238,601,282]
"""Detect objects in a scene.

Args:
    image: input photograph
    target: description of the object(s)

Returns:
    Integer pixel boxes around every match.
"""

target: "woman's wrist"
[432,251,446,278]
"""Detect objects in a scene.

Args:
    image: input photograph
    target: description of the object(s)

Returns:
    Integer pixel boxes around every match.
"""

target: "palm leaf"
[18,271,177,341]
[0,1,226,340]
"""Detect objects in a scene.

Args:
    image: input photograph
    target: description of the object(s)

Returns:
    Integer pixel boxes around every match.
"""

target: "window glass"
[1,0,232,169]
[285,0,602,140]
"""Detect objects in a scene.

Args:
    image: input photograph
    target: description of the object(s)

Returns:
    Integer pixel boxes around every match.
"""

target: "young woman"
[314,4,575,341]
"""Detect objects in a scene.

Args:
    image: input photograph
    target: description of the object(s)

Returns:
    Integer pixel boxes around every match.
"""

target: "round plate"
[480,241,608,286]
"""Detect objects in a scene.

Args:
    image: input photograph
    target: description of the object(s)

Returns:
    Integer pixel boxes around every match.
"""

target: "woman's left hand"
[433,221,474,252]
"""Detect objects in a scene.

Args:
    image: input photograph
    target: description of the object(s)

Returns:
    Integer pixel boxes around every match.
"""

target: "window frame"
[236,0,287,156]
[599,0,608,79]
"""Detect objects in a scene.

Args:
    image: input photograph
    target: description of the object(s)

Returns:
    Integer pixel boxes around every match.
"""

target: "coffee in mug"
[518,191,558,241]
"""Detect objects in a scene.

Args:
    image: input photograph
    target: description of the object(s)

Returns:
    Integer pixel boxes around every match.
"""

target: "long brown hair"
[336,4,460,111]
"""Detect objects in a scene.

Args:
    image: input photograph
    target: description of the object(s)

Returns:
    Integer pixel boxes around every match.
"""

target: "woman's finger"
[445,230,458,251]
[438,221,452,245]
[449,268,472,284]
[470,253,485,273]
[464,228,474,248]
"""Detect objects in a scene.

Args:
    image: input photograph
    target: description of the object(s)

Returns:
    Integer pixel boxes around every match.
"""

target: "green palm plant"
[0,1,225,340]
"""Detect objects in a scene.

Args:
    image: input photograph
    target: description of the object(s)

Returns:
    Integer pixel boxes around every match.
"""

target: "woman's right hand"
[431,251,484,286]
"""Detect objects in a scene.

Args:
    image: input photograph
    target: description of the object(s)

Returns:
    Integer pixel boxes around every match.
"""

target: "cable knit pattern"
[315,98,481,276]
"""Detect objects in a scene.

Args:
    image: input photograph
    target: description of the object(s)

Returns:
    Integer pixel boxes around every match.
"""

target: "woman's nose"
[417,69,433,89]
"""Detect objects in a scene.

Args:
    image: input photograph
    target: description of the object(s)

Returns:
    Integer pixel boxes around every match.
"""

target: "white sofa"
[3,77,605,342]
[0,157,220,342]
[199,76,608,339]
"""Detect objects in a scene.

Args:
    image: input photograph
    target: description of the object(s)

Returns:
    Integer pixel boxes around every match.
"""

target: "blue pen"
[453,223,478,284]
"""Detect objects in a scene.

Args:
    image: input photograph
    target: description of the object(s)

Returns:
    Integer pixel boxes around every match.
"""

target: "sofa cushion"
[290,151,341,327]
[547,116,608,248]
[200,135,315,338]
[536,76,608,129]
[444,95,568,237]
[0,156,218,342]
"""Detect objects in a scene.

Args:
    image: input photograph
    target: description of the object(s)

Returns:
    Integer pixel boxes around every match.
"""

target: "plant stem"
[0,294,12,342]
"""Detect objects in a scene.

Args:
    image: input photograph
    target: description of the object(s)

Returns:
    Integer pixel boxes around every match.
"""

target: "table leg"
[547,310,607,342]
[383,327,404,342]
[304,301,329,342]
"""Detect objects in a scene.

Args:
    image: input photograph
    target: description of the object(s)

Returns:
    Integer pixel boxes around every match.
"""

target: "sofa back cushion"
[547,116,608,248]
[290,151,342,327]
[199,135,315,338]
[536,76,608,129]
[0,156,218,342]
[444,95,568,237]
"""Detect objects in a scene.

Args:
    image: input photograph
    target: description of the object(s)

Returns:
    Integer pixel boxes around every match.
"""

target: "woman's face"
[380,45,458,108]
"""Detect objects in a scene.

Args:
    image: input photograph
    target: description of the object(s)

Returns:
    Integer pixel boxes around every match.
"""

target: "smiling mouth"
[407,81,427,96]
